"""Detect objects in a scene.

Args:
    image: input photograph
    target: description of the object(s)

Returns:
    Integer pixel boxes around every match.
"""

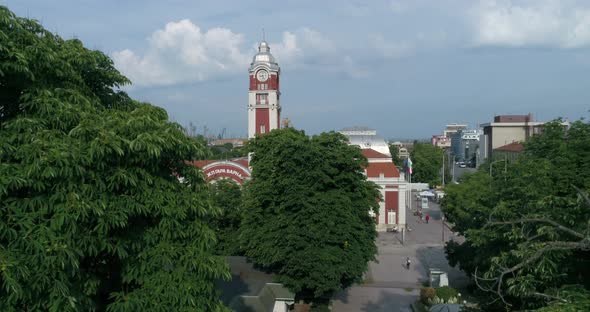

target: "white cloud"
[269,28,336,66]
[112,19,249,87]
[472,0,590,48]
[113,19,391,86]
[268,28,366,77]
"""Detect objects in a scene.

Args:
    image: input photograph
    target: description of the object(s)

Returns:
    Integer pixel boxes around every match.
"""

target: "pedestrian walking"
[425,215,430,224]
[405,257,411,270]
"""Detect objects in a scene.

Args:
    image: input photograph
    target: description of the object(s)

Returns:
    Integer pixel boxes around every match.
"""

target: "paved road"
[452,164,476,182]
[332,192,468,312]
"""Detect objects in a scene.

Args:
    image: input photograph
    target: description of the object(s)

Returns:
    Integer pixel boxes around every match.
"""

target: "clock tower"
[248,41,281,139]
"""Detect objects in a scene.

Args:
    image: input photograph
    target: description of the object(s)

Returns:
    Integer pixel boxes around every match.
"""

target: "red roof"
[365,162,400,178]
[495,142,524,152]
[362,149,390,159]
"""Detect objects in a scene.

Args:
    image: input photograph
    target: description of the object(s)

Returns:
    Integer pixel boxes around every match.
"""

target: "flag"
[407,157,413,175]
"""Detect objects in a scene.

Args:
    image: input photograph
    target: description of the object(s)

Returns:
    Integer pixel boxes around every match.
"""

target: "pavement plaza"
[332,193,469,312]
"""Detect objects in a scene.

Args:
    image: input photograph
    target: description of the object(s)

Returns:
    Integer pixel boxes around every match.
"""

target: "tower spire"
[262,27,265,41]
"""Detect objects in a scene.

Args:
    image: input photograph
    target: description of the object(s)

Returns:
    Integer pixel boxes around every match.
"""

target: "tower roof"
[250,41,279,71]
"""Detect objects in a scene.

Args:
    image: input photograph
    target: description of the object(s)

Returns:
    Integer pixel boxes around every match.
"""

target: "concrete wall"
[491,126,528,150]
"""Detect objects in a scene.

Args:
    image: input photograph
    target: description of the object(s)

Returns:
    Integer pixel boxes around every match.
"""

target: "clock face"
[256,70,269,82]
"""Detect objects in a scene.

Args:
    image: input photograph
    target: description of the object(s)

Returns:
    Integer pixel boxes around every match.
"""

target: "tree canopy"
[239,128,380,302]
[209,179,244,256]
[410,142,449,186]
[388,144,402,167]
[442,120,590,310]
[0,6,228,311]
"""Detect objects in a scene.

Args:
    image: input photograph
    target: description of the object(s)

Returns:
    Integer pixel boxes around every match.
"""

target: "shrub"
[420,287,436,305]
[436,286,458,302]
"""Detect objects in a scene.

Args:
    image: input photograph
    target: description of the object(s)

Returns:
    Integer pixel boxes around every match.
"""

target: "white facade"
[340,128,408,232]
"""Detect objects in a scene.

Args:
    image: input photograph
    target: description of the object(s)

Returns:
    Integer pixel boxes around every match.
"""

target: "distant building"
[493,142,525,162]
[450,129,481,162]
[480,114,541,161]
[210,138,248,147]
[340,127,391,156]
[443,123,467,138]
[432,135,451,149]
[218,256,295,312]
[390,141,410,159]
[340,128,407,232]
[398,147,409,159]
[478,114,568,164]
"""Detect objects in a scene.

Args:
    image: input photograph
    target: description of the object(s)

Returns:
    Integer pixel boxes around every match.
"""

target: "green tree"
[388,144,402,166]
[240,129,380,303]
[410,142,449,186]
[0,6,229,311]
[442,120,590,310]
[209,179,244,256]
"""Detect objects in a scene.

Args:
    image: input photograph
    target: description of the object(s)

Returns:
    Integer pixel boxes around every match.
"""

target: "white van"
[421,197,429,209]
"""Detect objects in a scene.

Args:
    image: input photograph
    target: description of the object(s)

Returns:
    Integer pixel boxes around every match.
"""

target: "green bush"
[436,286,458,302]
[310,303,331,312]
[420,287,436,305]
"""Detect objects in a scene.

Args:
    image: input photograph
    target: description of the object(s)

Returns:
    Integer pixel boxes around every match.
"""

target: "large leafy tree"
[209,179,244,256]
[240,129,380,302]
[443,120,590,310]
[410,142,449,186]
[0,6,228,311]
[388,144,402,166]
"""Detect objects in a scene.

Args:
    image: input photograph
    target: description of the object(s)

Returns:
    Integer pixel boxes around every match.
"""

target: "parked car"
[458,162,466,168]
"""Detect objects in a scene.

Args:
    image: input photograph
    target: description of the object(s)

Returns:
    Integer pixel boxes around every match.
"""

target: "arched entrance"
[197,160,250,185]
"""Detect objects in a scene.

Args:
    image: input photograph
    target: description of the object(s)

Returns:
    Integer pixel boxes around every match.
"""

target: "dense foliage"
[207,143,248,160]
[0,6,229,311]
[443,120,590,310]
[240,128,380,301]
[209,179,243,256]
[410,142,450,186]
[388,144,402,167]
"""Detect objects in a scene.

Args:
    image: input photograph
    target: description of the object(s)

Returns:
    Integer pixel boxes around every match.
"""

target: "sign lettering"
[206,167,244,179]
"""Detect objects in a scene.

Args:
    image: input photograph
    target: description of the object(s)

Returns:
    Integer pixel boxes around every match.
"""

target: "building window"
[256,94,268,104]
[387,209,396,225]
[257,84,268,90]
[260,125,266,134]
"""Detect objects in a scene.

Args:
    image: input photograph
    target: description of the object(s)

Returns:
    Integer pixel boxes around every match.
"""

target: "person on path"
[406,257,411,270]
[425,214,430,224]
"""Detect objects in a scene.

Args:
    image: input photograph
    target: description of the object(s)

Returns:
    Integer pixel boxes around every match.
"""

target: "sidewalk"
[332,191,469,311]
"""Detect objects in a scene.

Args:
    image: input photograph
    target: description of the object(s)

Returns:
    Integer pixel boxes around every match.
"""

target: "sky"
[4,0,590,139]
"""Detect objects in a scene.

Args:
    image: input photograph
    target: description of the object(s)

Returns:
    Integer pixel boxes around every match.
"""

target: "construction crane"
[282,118,292,128]
[218,128,226,139]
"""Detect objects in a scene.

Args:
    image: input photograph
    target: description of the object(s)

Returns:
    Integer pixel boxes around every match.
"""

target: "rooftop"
[362,149,391,159]
[250,41,280,71]
[494,142,525,152]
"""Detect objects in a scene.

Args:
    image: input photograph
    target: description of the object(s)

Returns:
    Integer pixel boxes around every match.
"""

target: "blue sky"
[4,0,590,139]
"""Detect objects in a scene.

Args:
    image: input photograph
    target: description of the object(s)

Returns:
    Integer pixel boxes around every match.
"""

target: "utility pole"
[442,151,445,187]
[451,156,455,182]
[442,216,445,242]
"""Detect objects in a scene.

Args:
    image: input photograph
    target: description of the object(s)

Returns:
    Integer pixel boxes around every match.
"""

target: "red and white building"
[340,128,407,231]
[248,41,281,138]
[189,158,251,185]
[192,44,407,232]
[192,40,283,185]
